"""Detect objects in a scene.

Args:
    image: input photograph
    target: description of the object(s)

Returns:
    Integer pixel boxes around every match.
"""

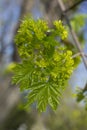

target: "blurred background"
[0,0,87,130]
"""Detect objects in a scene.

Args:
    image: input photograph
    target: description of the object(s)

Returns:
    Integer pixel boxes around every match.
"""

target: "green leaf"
[12,16,74,112]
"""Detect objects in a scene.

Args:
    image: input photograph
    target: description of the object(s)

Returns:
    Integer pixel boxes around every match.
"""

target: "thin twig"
[57,0,87,69]
[64,0,87,13]
[72,52,87,58]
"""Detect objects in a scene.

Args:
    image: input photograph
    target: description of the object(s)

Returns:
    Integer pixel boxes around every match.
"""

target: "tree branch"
[64,0,87,13]
[72,52,87,58]
[57,0,87,70]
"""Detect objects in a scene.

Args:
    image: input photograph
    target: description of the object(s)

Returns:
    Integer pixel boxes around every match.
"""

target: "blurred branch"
[0,14,14,62]
[64,0,87,13]
[57,0,87,70]
[83,83,87,92]
[72,52,87,58]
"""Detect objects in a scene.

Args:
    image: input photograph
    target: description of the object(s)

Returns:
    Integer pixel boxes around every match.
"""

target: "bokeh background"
[0,0,87,130]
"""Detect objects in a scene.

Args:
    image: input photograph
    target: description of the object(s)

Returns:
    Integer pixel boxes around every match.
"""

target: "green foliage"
[45,88,87,130]
[71,14,87,33]
[76,87,87,110]
[76,88,85,102]
[71,14,87,45]
[12,16,74,112]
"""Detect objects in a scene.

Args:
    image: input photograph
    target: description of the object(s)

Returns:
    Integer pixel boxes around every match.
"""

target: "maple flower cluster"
[13,17,74,111]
